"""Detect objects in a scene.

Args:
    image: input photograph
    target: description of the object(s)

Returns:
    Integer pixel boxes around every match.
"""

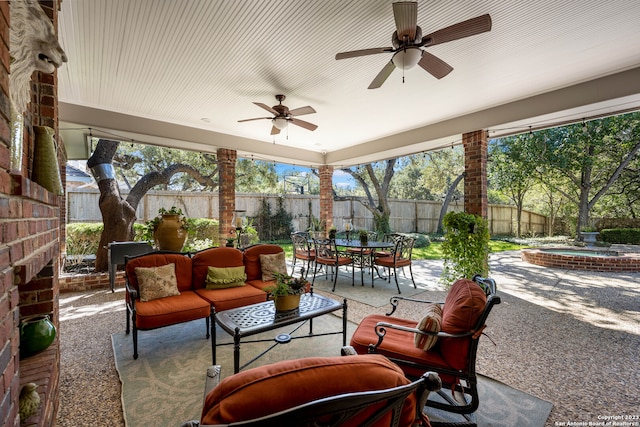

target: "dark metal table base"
[213,293,347,373]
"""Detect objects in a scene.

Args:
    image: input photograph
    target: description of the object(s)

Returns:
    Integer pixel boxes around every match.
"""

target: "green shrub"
[66,223,103,256]
[440,212,490,287]
[600,228,640,244]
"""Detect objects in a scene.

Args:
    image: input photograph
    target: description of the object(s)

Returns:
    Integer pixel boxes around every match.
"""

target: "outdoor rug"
[112,314,551,427]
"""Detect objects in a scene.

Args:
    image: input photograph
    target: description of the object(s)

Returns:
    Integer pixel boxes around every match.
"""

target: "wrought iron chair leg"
[393,266,401,294]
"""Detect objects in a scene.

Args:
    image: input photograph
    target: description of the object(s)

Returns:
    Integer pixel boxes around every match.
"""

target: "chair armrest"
[369,320,475,353]
[125,281,138,301]
[386,295,444,316]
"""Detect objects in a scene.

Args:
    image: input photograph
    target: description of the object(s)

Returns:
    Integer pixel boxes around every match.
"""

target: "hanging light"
[272,117,289,130]
[392,47,422,70]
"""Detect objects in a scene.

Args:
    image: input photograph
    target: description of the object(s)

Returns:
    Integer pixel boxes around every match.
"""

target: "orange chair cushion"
[439,278,487,370]
[243,244,284,281]
[134,290,210,330]
[126,253,193,293]
[201,355,418,426]
[192,247,244,290]
[374,256,411,268]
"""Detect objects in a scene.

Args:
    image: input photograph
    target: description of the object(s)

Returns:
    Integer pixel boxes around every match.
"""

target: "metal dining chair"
[291,232,315,279]
[311,238,354,291]
[374,236,417,293]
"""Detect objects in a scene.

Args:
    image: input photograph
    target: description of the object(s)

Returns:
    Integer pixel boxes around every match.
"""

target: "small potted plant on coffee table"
[266,271,308,312]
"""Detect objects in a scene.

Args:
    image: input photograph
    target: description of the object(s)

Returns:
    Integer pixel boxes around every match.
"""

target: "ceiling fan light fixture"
[392,47,422,70]
[273,117,289,130]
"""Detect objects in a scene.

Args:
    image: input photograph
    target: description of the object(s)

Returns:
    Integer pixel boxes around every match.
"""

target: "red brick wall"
[463,130,488,218]
[0,1,63,426]
[218,148,237,244]
[319,165,334,233]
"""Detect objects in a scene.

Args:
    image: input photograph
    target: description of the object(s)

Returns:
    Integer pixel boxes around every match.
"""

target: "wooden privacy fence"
[67,189,547,236]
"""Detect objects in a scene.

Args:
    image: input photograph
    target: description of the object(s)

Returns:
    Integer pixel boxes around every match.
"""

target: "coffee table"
[213,293,347,373]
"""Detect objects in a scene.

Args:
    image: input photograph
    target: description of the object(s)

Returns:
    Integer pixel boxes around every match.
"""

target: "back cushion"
[125,253,192,293]
[439,278,487,370]
[192,247,244,290]
[201,355,416,426]
[242,244,284,281]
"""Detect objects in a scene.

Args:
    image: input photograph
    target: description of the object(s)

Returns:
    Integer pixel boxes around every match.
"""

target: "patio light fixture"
[392,47,422,70]
[272,117,288,130]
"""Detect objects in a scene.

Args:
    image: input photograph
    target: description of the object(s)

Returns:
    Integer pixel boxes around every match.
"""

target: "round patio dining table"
[333,239,394,287]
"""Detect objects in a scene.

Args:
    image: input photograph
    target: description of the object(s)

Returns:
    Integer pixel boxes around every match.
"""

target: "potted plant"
[147,206,189,251]
[328,226,337,240]
[358,229,369,245]
[265,271,308,312]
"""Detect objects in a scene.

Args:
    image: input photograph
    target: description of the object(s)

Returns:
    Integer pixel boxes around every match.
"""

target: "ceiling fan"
[335,1,492,89]
[238,95,318,135]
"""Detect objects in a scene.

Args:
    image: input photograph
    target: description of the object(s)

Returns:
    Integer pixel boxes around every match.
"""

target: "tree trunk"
[87,140,137,272]
[437,173,465,234]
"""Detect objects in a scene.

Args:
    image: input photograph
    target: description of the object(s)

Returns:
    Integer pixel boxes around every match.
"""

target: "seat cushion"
[192,247,244,290]
[243,244,284,281]
[134,290,210,330]
[195,286,267,312]
[440,278,487,370]
[201,355,417,426]
[350,314,455,381]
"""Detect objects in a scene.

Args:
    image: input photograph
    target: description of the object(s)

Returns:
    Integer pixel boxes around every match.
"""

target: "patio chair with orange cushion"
[291,232,315,279]
[182,352,442,427]
[374,236,417,293]
[349,275,500,419]
[312,238,354,291]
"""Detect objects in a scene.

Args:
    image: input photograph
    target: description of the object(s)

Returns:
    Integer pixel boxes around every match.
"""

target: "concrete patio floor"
[55,248,640,426]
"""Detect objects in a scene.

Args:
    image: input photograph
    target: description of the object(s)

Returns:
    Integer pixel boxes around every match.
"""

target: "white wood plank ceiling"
[57,0,640,166]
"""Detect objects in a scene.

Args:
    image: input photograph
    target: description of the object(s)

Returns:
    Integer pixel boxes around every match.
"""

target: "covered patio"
[57,248,640,425]
[2,1,640,426]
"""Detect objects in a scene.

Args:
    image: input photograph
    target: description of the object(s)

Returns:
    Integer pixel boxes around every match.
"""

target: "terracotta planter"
[274,294,301,312]
[154,214,187,251]
[20,315,56,359]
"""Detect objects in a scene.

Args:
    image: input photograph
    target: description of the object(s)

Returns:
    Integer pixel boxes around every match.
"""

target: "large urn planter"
[20,315,57,359]
[579,231,600,247]
[154,214,187,251]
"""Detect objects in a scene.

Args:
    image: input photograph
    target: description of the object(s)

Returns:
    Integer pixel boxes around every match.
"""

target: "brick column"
[463,130,488,218]
[318,165,334,234]
[217,148,237,244]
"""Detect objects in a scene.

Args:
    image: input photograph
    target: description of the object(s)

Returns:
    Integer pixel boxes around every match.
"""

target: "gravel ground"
[56,248,640,427]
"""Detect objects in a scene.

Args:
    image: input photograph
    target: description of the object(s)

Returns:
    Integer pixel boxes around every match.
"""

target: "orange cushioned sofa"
[125,244,292,360]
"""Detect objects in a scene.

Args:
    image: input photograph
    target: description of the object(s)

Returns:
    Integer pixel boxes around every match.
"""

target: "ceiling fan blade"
[422,14,492,47]
[418,51,453,79]
[288,106,316,116]
[368,61,396,89]
[238,117,272,123]
[290,118,318,131]
[393,1,418,41]
[336,47,393,60]
[254,102,278,115]
[270,125,281,135]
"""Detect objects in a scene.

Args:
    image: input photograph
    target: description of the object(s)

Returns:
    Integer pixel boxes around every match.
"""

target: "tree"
[489,135,537,237]
[87,139,223,271]
[336,160,396,234]
[528,112,640,233]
